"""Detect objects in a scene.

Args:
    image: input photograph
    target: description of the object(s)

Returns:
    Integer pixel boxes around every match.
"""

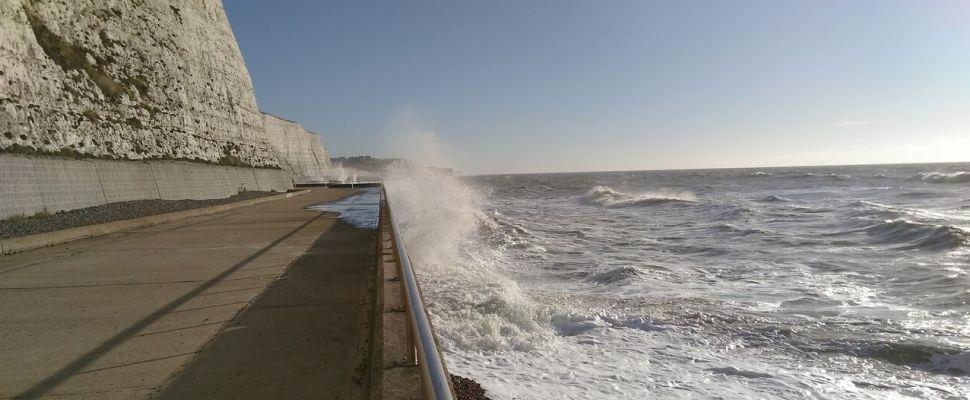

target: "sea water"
[382,163,970,399]
[307,187,380,229]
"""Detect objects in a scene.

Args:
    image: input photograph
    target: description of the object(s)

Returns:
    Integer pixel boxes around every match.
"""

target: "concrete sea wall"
[0,154,292,220]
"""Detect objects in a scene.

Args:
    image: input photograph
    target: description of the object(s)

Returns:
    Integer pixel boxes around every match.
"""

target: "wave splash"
[583,185,695,208]
[383,162,552,354]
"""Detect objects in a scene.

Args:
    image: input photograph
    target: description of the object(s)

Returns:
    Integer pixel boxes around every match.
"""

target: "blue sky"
[225,1,970,174]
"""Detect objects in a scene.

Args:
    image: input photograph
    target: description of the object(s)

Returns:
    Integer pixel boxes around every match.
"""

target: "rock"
[451,374,491,400]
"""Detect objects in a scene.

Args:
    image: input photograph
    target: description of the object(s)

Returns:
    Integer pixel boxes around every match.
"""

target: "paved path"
[0,189,374,399]
[156,209,378,399]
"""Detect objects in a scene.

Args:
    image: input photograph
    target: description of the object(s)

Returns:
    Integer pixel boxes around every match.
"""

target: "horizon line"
[460,159,970,177]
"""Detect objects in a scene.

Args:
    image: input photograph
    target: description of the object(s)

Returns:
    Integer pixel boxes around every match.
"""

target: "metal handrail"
[381,185,455,400]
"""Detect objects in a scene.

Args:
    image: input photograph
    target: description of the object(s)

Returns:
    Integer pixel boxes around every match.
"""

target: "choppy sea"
[379,163,970,399]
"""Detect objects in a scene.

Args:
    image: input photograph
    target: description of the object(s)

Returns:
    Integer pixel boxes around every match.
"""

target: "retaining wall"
[0,154,293,220]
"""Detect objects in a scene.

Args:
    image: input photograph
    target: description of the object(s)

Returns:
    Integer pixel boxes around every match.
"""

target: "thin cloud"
[833,120,878,127]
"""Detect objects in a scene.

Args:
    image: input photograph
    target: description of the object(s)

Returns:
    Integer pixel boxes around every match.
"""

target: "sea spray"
[328,162,361,182]
[383,161,480,268]
[382,160,552,354]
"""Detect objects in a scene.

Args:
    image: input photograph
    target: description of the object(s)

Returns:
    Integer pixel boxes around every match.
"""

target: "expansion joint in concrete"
[148,163,163,199]
[93,162,111,207]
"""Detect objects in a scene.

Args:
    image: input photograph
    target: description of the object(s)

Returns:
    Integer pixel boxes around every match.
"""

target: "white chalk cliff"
[0,0,331,178]
[262,113,333,182]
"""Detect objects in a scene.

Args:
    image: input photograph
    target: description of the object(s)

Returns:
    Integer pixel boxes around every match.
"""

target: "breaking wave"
[582,185,695,208]
[919,171,970,184]
[863,219,969,251]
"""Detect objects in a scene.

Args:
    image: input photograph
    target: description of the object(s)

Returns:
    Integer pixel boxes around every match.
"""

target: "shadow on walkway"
[14,214,325,398]
[154,220,377,399]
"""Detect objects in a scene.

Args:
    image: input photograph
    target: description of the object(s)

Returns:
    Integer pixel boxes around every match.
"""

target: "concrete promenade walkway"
[0,188,376,399]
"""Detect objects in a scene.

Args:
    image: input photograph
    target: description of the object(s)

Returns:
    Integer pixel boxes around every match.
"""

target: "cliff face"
[0,0,278,167]
[262,113,333,182]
